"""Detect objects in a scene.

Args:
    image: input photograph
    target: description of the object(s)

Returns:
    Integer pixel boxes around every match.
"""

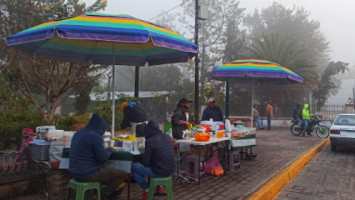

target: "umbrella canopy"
[210,59,303,127]
[6,12,198,65]
[6,12,198,136]
[210,59,303,82]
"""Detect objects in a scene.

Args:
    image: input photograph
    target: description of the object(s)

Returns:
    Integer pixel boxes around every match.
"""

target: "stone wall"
[0,169,71,200]
[46,169,71,200]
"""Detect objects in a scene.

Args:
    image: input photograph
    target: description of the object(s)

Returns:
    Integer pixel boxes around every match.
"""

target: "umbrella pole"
[134,66,139,98]
[225,80,230,119]
[111,43,116,138]
[251,78,254,129]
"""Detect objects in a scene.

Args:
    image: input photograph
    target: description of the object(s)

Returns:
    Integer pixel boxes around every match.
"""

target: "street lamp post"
[194,0,200,124]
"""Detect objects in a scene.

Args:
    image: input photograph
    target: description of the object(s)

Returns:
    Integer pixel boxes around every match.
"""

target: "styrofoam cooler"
[29,139,51,161]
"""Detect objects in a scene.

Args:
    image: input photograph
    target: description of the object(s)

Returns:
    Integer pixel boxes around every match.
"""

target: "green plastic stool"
[67,179,101,200]
[148,176,173,200]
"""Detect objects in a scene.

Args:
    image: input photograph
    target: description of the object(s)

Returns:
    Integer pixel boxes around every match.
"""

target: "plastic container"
[201,124,210,133]
[29,139,51,161]
[194,134,211,141]
[216,130,224,138]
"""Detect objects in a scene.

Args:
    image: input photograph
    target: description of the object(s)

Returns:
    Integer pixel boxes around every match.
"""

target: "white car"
[329,114,355,151]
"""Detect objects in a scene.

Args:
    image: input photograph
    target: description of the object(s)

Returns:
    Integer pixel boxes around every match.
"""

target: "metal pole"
[225,80,230,119]
[111,43,116,138]
[251,78,254,128]
[194,0,200,124]
[135,66,139,98]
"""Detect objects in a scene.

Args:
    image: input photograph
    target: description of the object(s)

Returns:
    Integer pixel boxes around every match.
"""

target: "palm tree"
[247,33,318,85]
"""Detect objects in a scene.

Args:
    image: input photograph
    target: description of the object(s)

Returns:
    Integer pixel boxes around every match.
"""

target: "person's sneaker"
[141,191,149,200]
[155,185,164,194]
[301,132,306,137]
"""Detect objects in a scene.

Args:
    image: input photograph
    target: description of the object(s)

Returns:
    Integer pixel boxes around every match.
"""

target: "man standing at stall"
[132,120,175,200]
[201,97,224,121]
[171,98,193,139]
[121,102,148,137]
[69,114,126,200]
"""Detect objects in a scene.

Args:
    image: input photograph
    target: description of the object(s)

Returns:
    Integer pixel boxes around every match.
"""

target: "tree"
[243,2,329,64]
[1,47,106,122]
[313,61,349,108]
[247,33,318,85]
[0,0,107,122]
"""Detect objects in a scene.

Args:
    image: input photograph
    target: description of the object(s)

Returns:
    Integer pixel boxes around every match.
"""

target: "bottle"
[225,119,231,132]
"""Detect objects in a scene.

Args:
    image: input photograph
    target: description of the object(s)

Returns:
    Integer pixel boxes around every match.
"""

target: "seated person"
[69,114,126,200]
[121,102,148,137]
[131,120,176,200]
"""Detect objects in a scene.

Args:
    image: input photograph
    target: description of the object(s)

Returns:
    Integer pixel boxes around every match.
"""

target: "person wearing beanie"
[264,100,273,130]
[120,101,148,137]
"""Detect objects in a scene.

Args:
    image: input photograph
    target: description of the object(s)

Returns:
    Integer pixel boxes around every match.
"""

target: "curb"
[247,137,330,200]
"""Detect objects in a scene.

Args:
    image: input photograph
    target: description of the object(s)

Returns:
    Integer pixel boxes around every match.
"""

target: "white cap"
[208,97,216,102]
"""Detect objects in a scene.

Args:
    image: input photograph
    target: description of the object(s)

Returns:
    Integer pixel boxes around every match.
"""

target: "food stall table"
[175,137,230,184]
[59,148,143,200]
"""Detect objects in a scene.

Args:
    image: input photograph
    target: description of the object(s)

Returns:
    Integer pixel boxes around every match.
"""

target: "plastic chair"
[184,155,205,179]
[148,176,173,200]
[228,149,241,171]
[66,179,101,200]
[163,123,172,133]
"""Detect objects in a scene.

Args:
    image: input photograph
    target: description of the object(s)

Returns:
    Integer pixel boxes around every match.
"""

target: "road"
[276,144,355,200]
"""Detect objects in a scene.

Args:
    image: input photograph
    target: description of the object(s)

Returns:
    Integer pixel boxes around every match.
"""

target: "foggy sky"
[83,0,355,66]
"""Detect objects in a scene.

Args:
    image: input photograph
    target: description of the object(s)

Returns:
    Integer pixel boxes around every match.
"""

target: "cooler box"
[29,139,51,161]
[230,128,256,148]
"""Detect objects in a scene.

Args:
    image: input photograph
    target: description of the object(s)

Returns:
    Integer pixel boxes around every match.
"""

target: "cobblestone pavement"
[276,144,355,200]
[12,127,323,200]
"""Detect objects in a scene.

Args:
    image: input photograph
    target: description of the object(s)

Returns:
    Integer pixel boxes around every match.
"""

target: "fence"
[0,151,28,176]
[313,104,347,120]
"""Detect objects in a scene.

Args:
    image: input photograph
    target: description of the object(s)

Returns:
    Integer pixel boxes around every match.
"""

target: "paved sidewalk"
[12,127,323,200]
[276,144,355,200]
[123,127,323,200]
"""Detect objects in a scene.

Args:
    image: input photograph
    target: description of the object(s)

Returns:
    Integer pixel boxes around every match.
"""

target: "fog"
[83,0,355,66]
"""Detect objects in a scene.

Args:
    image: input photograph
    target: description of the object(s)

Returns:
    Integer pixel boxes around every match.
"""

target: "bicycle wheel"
[316,125,329,138]
[290,124,302,136]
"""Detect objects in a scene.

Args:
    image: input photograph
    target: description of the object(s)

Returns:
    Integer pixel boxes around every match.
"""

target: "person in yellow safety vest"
[301,103,312,136]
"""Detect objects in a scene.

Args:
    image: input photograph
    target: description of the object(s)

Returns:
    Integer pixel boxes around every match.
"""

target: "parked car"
[329,114,355,151]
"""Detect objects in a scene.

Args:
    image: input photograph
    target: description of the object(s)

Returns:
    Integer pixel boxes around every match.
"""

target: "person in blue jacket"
[201,97,224,121]
[131,120,175,200]
[69,114,126,199]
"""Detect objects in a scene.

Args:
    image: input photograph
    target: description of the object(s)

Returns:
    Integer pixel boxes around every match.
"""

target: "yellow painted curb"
[247,138,330,200]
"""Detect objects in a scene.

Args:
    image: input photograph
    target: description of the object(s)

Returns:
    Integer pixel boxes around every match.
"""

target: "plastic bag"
[205,155,224,176]
[49,140,65,162]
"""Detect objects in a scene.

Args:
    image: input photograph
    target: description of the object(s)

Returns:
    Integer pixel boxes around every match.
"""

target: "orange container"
[216,131,224,138]
[194,134,211,141]
[201,124,210,133]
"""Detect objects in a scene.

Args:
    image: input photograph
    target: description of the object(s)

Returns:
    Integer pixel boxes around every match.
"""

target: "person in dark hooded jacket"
[131,120,175,200]
[69,114,126,199]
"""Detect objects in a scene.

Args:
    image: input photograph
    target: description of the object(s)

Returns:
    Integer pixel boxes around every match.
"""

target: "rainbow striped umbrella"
[210,59,303,126]
[6,12,198,136]
[210,59,303,82]
[6,12,198,66]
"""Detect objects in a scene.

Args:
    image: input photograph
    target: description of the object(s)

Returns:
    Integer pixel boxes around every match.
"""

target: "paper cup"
[109,140,116,147]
